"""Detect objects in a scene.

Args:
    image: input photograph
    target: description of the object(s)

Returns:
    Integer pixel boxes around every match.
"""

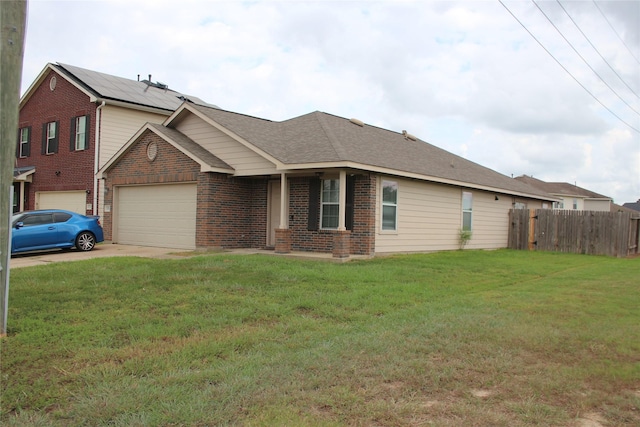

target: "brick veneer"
[103,130,268,250]
[16,69,97,213]
[288,174,376,256]
[104,129,377,254]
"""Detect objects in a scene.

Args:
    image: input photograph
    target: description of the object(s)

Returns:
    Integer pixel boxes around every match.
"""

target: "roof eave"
[279,161,559,202]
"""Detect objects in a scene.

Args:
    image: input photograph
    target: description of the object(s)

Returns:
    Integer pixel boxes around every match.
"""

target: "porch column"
[279,173,287,229]
[338,170,346,231]
[19,181,25,212]
[275,173,291,254]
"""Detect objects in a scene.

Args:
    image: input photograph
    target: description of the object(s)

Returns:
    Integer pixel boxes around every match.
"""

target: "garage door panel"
[116,184,196,249]
[36,191,86,214]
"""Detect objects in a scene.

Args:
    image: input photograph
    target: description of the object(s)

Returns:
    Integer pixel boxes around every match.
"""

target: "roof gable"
[173,105,553,200]
[21,63,215,113]
[98,123,233,177]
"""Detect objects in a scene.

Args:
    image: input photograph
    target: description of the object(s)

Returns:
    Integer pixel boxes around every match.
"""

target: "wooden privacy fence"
[508,209,640,257]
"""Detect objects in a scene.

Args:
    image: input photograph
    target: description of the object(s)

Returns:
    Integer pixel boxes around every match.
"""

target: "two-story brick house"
[13,62,213,215]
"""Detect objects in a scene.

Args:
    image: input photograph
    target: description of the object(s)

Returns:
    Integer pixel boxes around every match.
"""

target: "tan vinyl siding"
[375,176,546,253]
[375,178,461,253]
[175,114,277,175]
[99,105,168,168]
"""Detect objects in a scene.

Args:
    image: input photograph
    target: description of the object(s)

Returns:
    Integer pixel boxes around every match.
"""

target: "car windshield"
[12,214,25,226]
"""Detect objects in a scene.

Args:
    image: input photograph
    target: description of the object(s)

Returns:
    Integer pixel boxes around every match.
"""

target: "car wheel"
[76,232,96,251]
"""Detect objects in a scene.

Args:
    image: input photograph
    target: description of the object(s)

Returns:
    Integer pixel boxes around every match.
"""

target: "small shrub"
[459,229,472,249]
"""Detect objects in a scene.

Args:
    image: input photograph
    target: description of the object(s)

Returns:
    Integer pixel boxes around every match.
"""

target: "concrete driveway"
[9,242,189,269]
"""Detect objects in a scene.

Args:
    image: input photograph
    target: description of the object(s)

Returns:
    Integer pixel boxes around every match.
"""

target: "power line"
[592,0,640,66]
[498,0,640,133]
[557,0,640,100]
[532,0,639,116]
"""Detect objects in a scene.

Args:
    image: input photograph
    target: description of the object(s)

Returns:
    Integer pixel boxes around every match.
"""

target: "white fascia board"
[98,122,235,177]
[283,161,559,202]
[20,63,67,106]
[169,104,286,169]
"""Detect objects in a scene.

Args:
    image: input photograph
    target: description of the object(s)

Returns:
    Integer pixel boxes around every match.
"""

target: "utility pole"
[0,1,27,337]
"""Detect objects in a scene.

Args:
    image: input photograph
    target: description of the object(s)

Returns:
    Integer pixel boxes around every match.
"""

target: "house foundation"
[332,230,351,258]
[275,228,292,254]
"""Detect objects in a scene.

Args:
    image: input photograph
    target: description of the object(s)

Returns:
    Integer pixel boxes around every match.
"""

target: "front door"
[268,180,281,247]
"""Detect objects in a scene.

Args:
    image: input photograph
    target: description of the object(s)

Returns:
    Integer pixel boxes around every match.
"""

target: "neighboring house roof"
[109,103,552,201]
[622,200,640,212]
[20,62,216,113]
[514,175,611,200]
[13,166,35,181]
[612,203,639,214]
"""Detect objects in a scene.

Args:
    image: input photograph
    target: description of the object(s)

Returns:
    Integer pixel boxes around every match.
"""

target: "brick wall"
[16,69,97,213]
[103,130,268,249]
[288,174,376,255]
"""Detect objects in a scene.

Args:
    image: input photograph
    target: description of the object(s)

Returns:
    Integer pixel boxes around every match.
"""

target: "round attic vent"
[49,76,57,91]
[146,142,158,161]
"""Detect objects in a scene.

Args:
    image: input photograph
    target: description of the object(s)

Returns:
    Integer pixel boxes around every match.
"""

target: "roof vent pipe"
[402,130,417,141]
[349,118,364,127]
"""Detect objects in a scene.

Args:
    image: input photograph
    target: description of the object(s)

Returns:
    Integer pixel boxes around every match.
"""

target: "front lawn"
[2,250,639,426]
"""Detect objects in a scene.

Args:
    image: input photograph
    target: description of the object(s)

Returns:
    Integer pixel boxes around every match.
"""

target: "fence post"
[528,209,537,251]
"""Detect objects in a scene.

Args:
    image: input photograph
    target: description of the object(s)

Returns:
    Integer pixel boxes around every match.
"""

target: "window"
[71,115,89,151]
[20,213,53,227]
[42,121,59,154]
[553,201,564,209]
[572,198,578,210]
[321,179,339,229]
[462,191,473,231]
[18,127,30,158]
[381,180,398,231]
[514,202,527,209]
[53,212,72,223]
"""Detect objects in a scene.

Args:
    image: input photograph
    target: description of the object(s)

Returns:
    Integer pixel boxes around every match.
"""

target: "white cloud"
[21,0,640,203]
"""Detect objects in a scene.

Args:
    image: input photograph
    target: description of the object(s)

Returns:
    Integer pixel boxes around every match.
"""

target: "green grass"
[1,250,639,426]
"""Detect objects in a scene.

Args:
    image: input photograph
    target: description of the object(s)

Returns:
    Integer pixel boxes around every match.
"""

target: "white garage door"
[36,191,86,214]
[116,183,197,249]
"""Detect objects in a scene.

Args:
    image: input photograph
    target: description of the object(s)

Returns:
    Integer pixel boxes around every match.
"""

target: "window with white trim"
[321,179,339,229]
[45,121,57,154]
[18,127,30,158]
[572,198,578,210]
[381,180,398,231]
[74,116,87,151]
[462,191,473,231]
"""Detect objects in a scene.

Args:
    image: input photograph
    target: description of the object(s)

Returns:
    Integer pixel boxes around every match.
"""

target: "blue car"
[11,209,104,254]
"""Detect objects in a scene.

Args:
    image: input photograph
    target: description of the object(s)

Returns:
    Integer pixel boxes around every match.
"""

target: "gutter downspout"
[93,101,106,215]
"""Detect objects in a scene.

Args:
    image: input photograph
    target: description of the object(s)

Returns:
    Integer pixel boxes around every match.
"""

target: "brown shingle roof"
[186,104,554,199]
[148,123,233,171]
[515,175,611,199]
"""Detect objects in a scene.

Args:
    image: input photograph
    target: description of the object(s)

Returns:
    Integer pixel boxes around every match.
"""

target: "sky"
[20,0,640,204]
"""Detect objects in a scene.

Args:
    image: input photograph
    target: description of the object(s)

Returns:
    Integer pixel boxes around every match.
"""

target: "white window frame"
[572,198,578,210]
[320,179,339,229]
[75,116,87,151]
[46,121,56,155]
[19,127,29,158]
[462,191,473,231]
[381,180,398,231]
